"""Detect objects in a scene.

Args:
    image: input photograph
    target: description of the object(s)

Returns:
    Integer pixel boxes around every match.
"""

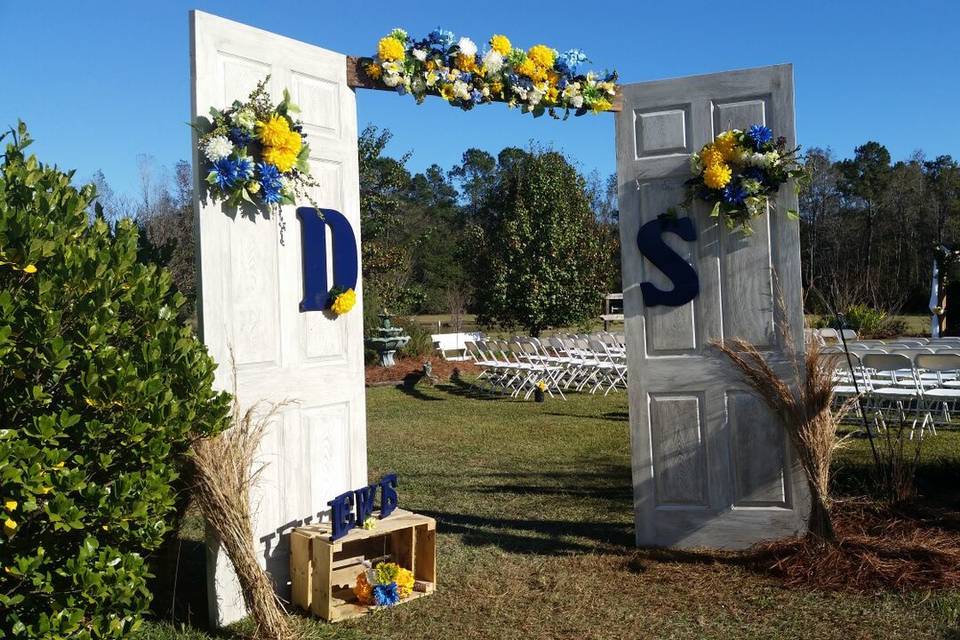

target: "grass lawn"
[140,381,960,640]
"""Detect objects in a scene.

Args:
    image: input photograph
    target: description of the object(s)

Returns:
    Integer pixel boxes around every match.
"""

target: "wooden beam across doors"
[345,56,623,113]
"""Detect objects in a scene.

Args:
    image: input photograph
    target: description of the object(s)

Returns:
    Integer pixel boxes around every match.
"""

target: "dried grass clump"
[713,309,852,541]
[190,396,294,640]
[753,500,960,592]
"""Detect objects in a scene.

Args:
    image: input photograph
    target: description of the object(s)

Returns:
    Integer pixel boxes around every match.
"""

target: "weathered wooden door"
[615,65,810,548]
[190,11,367,624]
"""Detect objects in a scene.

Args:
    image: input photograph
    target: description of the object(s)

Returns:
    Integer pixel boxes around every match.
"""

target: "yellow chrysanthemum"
[703,162,733,189]
[455,53,477,72]
[527,44,556,69]
[365,63,383,80]
[331,288,356,316]
[257,115,292,148]
[546,71,560,87]
[545,87,559,104]
[440,84,455,101]
[713,130,740,162]
[378,36,405,62]
[700,146,724,168]
[282,129,303,155]
[262,146,298,172]
[395,567,415,598]
[517,58,538,79]
[490,34,511,55]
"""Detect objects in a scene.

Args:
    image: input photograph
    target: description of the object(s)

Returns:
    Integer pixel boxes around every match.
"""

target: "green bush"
[0,124,231,638]
[842,304,887,335]
[395,317,434,359]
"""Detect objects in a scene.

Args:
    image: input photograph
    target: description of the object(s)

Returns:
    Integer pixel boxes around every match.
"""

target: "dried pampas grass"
[190,395,294,640]
[713,294,852,541]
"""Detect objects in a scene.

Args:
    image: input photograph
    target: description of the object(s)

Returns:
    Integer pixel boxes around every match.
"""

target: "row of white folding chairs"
[464,339,567,400]
[832,353,960,437]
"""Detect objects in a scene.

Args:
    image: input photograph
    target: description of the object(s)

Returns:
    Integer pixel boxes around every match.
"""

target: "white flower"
[425,71,439,87]
[512,84,528,100]
[383,61,402,74]
[763,151,780,167]
[570,95,584,109]
[527,89,543,106]
[203,135,233,161]
[746,152,766,167]
[231,108,256,130]
[482,50,503,73]
[742,178,762,194]
[383,73,401,88]
[457,37,477,57]
[689,154,703,175]
[481,86,490,97]
[412,48,427,62]
[453,80,470,100]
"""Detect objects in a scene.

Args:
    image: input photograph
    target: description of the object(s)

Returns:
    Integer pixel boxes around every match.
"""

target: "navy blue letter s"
[636,216,699,307]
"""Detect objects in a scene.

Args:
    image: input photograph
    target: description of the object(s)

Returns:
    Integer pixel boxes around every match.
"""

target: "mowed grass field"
[140,381,960,640]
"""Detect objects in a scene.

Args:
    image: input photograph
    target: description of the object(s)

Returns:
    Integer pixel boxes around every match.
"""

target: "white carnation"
[527,89,543,106]
[383,73,401,88]
[457,37,477,57]
[482,50,503,73]
[570,95,584,109]
[203,135,233,161]
[412,48,427,62]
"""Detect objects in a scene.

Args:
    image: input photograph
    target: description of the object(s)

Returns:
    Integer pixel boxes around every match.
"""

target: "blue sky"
[2,1,957,199]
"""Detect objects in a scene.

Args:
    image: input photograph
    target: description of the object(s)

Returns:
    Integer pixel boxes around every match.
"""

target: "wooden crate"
[290,509,436,622]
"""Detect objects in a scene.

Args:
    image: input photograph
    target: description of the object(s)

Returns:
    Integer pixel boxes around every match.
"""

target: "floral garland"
[329,287,357,316]
[361,28,617,119]
[686,125,804,234]
[193,77,317,211]
[353,562,415,607]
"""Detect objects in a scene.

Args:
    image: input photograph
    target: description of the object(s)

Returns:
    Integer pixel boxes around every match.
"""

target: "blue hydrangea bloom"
[747,124,773,150]
[372,582,400,607]
[470,89,483,103]
[723,182,748,205]
[427,28,455,49]
[229,127,253,147]
[257,162,283,204]
[556,49,589,75]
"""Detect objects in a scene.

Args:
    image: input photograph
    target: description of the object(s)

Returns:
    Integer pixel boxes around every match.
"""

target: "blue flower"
[470,89,483,104]
[723,182,748,204]
[372,582,400,607]
[427,28,455,49]
[212,156,252,191]
[229,126,253,147]
[460,72,473,84]
[747,124,773,150]
[257,162,283,203]
[556,48,589,75]
[742,166,767,185]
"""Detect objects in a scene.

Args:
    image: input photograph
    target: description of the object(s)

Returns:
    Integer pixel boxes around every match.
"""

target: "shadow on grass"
[394,381,446,402]
[433,377,523,402]
[544,410,629,422]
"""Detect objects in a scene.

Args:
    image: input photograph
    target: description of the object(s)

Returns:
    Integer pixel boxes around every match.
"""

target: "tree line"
[93,132,958,333]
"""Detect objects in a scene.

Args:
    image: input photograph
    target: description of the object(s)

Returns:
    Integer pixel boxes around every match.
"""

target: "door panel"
[615,65,809,549]
[190,10,367,624]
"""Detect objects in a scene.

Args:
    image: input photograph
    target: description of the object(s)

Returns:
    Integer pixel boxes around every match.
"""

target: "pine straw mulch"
[750,498,960,593]
[365,356,480,386]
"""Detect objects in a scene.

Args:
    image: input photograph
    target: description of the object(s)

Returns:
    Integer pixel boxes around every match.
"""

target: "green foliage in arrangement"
[472,150,606,335]
[0,123,232,638]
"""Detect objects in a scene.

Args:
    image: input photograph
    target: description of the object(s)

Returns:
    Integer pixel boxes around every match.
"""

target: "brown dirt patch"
[365,356,479,386]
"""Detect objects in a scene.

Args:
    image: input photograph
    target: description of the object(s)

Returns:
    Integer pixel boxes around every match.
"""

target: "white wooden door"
[190,11,367,624]
[615,65,810,549]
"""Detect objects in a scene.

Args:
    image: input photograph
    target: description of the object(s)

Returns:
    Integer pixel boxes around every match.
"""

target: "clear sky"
[2,1,957,199]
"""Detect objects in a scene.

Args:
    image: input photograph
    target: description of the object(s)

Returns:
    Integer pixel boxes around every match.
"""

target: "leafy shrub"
[0,124,231,638]
[841,304,888,336]
[395,317,435,359]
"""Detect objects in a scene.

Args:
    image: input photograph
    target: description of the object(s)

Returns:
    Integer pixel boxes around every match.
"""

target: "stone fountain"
[365,309,410,367]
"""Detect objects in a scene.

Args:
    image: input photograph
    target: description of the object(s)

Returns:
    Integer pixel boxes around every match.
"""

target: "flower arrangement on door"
[686,125,804,234]
[361,28,617,119]
[193,77,317,209]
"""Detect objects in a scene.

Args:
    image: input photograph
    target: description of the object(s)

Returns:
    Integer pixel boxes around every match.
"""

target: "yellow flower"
[395,567,415,598]
[378,36,405,62]
[490,34,511,55]
[4,500,16,511]
[331,288,356,316]
[365,63,383,80]
[257,115,292,148]
[3,519,16,537]
[700,146,724,168]
[282,129,303,155]
[545,87,559,104]
[527,45,556,69]
[517,58,538,79]
[455,53,477,72]
[590,98,612,114]
[440,84,455,101]
[22,264,36,274]
[425,60,437,71]
[263,146,298,173]
[713,130,740,162]
[703,163,733,189]
[490,81,503,97]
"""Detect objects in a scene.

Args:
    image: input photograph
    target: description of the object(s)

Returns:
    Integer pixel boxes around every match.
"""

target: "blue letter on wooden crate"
[637,215,699,307]
[328,490,356,541]
[297,207,359,312]
[379,474,398,518]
